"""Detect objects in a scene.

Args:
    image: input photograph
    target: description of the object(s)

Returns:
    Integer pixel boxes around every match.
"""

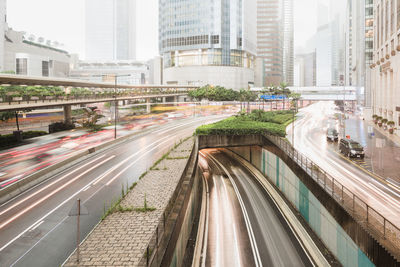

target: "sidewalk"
[64,138,194,266]
[344,115,400,184]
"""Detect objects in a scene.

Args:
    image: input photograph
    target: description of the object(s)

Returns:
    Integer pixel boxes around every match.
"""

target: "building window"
[377,6,380,45]
[385,0,389,41]
[16,58,27,75]
[42,61,49,77]
[391,0,395,34]
[398,0,400,29]
[211,35,219,44]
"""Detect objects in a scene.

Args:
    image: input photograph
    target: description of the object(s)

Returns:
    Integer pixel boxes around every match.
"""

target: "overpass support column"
[146,98,151,114]
[63,105,72,124]
[162,97,166,103]
[174,96,178,106]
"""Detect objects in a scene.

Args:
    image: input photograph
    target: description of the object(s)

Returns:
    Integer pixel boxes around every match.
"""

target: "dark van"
[326,128,339,142]
[339,139,364,158]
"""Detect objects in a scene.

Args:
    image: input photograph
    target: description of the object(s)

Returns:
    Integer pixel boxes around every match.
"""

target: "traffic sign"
[260,95,287,100]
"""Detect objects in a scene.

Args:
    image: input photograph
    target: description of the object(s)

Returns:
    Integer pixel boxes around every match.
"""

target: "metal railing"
[265,134,400,251]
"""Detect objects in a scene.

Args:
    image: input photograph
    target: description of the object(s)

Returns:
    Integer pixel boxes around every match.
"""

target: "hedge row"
[195,110,294,137]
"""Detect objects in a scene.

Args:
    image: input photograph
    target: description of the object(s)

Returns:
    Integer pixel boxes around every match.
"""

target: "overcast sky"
[7,0,317,60]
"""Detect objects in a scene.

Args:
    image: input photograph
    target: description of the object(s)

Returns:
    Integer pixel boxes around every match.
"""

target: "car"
[326,128,339,141]
[339,139,364,158]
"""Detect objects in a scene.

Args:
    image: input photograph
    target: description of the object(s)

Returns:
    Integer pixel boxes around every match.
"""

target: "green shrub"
[48,122,75,133]
[195,110,295,137]
[0,131,47,148]
[22,131,47,139]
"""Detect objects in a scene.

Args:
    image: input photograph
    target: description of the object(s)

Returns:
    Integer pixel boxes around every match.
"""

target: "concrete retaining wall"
[197,134,400,266]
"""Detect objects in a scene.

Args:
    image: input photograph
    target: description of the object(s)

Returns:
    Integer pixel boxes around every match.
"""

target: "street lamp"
[93,74,131,139]
[343,86,346,139]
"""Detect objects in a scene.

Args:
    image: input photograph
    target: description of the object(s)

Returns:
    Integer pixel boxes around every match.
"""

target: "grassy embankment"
[195,110,294,137]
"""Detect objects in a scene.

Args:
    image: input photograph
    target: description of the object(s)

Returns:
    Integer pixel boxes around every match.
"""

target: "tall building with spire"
[85,0,136,60]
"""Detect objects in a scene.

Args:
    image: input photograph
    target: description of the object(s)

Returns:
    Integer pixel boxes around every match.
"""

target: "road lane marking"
[82,185,91,192]
[29,220,43,232]
[105,136,177,186]
[368,183,400,210]
[0,134,187,254]
[0,155,106,217]
[332,149,400,194]
[1,117,226,258]
[206,152,262,267]
[91,134,172,186]
[0,155,115,231]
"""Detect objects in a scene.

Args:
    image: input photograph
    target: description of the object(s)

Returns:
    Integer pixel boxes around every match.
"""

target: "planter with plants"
[388,121,395,134]
[382,118,388,129]
[377,116,383,127]
[372,114,378,124]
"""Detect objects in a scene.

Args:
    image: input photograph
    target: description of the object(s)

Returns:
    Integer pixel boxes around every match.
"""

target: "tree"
[82,107,104,131]
[0,111,14,122]
[238,89,257,113]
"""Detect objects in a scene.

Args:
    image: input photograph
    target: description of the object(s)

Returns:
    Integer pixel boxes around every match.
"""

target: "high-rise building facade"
[0,0,6,71]
[159,0,256,90]
[316,0,346,87]
[85,0,136,61]
[282,0,294,86]
[294,51,316,87]
[370,0,400,136]
[346,0,374,107]
[257,0,293,86]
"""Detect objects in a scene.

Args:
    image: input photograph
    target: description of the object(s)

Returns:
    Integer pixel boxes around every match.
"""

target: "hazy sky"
[7,0,317,60]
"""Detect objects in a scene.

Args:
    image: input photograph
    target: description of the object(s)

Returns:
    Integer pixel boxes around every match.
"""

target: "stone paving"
[64,137,194,267]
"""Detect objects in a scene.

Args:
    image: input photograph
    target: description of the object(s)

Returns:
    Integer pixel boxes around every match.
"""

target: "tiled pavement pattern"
[64,138,194,266]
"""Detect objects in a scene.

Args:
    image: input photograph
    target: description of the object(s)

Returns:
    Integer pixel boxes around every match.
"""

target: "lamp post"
[93,74,131,139]
[343,86,346,139]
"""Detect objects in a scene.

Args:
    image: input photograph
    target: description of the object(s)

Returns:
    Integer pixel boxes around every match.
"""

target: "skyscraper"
[257,0,294,87]
[159,0,257,90]
[282,0,294,86]
[316,0,346,86]
[85,0,136,60]
[0,0,6,71]
[347,0,374,106]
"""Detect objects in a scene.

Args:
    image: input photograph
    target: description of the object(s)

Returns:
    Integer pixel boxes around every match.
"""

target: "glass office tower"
[159,0,256,90]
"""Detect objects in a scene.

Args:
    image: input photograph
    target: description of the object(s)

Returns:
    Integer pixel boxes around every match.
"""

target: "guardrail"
[265,134,400,252]
[0,90,189,105]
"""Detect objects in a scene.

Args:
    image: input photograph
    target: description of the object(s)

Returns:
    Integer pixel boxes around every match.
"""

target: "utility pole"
[76,198,81,263]
[343,86,346,138]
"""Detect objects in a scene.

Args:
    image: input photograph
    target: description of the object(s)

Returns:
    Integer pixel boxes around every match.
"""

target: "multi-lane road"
[199,149,313,267]
[287,102,400,227]
[0,114,228,267]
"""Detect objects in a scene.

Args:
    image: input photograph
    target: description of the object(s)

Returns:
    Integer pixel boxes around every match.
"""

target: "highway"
[199,149,313,267]
[287,102,400,227]
[0,114,228,267]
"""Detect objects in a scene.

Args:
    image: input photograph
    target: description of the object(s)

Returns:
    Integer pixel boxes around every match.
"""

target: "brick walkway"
[64,138,194,266]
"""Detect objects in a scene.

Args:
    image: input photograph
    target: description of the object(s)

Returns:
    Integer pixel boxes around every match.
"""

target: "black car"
[339,139,364,158]
[326,128,339,142]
